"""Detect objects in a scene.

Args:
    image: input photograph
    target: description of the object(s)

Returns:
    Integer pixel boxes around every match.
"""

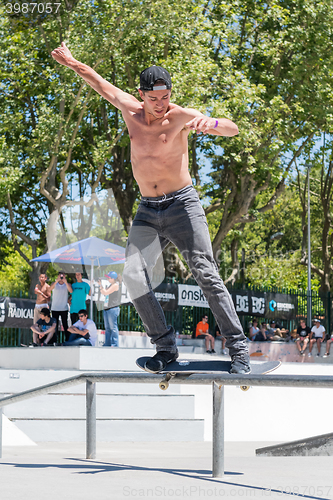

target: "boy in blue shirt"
[70,272,91,324]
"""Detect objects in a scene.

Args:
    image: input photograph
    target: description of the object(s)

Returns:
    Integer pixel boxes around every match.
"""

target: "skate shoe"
[144,351,179,373]
[230,351,251,374]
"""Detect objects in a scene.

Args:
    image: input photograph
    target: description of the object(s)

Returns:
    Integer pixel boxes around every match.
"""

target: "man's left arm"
[183,108,239,137]
[38,323,56,338]
[68,326,89,336]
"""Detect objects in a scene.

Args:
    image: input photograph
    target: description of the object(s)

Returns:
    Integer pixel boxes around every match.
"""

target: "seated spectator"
[271,328,284,341]
[63,309,97,346]
[266,321,277,340]
[249,319,260,340]
[309,319,326,357]
[296,320,311,356]
[215,324,227,355]
[196,314,215,353]
[280,327,291,341]
[323,333,333,358]
[254,322,268,341]
[30,307,57,346]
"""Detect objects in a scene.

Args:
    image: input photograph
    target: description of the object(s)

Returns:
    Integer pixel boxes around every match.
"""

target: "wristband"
[214,119,219,129]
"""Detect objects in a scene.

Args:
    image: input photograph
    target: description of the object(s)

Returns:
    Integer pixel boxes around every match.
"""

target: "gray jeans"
[123,185,248,357]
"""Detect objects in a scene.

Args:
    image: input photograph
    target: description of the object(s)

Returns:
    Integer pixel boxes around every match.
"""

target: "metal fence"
[0,283,331,347]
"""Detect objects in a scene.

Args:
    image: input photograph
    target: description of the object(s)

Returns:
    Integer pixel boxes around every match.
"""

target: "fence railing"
[0,283,331,346]
[1,370,333,477]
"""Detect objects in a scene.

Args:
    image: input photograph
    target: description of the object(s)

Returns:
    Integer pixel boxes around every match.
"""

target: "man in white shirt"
[308,319,326,357]
[63,309,97,346]
[49,272,72,342]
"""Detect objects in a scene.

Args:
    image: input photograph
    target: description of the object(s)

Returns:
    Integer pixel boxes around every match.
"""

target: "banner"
[154,282,178,311]
[178,284,209,308]
[0,297,35,328]
[92,282,178,311]
[232,290,297,320]
[265,292,297,320]
[175,285,297,320]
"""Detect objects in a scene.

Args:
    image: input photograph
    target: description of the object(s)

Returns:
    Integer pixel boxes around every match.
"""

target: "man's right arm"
[51,43,138,111]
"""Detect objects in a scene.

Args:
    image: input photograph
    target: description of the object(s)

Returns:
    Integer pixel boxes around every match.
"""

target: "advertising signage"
[232,290,297,320]
[0,297,35,328]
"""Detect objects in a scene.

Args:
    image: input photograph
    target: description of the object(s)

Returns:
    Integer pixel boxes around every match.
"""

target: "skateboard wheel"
[240,385,250,392]
[159,381,169,390]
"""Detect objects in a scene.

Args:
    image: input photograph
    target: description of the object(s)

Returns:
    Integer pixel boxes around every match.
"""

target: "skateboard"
[136,357,281,391]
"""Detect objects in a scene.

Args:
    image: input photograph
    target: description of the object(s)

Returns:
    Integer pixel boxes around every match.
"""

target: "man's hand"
[51,42,75,67]
[186,116,216,134]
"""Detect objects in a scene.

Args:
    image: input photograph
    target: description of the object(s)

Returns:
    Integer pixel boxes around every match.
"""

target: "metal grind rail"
[1,371,333,477]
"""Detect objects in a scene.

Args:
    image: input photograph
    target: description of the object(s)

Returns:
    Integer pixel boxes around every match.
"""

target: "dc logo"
[236,295,249,313]
[269,300,277,312]
[252,297,265,315]
[0,303,5,322]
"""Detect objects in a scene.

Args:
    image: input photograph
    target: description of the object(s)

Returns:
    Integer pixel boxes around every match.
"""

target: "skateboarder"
[51,43,250,374]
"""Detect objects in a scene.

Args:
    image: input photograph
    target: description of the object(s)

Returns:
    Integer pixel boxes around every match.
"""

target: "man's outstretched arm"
[51,42,137,110]
[183,108,239,137]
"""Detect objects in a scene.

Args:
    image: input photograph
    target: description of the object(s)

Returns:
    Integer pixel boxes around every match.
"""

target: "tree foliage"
[1,0,333,292]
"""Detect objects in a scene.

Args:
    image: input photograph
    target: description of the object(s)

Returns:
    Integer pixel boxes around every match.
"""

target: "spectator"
[63,309,97,346]
[70,272,91,324]
[249,319,260,341]
[254,322,268,342]
[323,333,333,358]
[266,321,277,341]
[215,324,227,355]
[33,273,51,323]
[30,307,57,346]
[309,319,326,357]
[99,271,121,347]
[296,320,311,356]
[271,328,285,341]
[49,271,72,342]
[196,314,215,353]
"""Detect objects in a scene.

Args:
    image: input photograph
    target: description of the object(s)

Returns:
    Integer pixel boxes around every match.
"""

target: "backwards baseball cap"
[314,319,321,323]
[140,66,172,91]
[105,271,118,279]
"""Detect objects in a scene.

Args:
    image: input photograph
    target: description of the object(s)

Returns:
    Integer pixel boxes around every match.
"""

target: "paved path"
[1,442,333,500]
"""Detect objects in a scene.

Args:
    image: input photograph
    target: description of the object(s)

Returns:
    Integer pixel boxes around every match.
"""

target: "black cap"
[140,66,172,91]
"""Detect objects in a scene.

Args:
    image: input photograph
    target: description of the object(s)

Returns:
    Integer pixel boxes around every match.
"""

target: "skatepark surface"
[1,441,333,500]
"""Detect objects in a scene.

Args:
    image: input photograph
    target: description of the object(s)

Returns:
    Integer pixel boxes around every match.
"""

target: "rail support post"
[86,380,96,459]
[212,381,224,477]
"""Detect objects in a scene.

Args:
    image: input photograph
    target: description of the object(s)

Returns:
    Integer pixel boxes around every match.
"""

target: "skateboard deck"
[136,357,281,390]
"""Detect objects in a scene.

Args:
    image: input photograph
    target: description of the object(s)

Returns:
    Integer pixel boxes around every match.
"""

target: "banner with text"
[232,290,297,320]
[0,297,35,328]
[176,286,297,320]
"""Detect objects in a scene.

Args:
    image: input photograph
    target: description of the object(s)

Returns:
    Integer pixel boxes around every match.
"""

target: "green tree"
[201,0,333,261]
[0,0,214,291]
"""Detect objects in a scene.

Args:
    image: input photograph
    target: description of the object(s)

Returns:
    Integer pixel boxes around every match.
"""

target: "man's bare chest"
[128,118,185,156]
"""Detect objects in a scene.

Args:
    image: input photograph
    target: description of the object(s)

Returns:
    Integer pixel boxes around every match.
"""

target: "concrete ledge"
[0,346,154,371]
[256,432,333,456]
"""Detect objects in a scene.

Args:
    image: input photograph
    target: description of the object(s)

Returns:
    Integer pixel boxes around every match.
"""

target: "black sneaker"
[144,351,179,373]
[230,352,251,374]
[206,350,211,354]
[211,349,216,353]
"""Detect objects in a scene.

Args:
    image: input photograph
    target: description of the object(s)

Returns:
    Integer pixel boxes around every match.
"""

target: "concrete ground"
[1,441,333,500]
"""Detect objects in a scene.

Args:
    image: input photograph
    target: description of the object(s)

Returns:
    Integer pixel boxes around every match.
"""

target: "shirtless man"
[33,273,51,323]
[51,43,250,374]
